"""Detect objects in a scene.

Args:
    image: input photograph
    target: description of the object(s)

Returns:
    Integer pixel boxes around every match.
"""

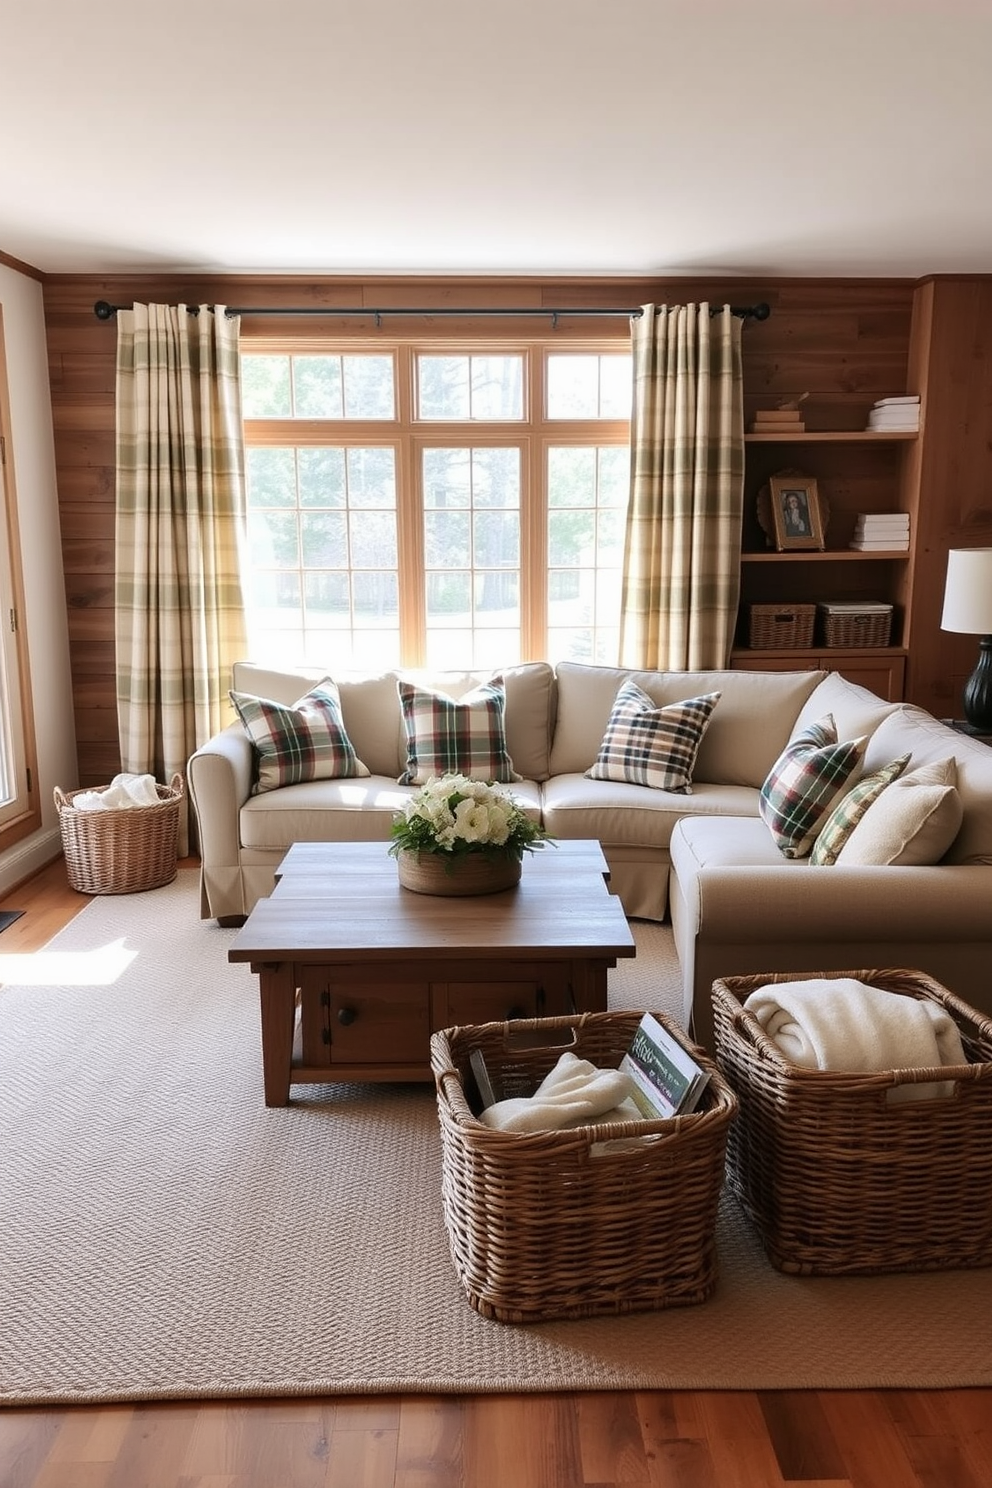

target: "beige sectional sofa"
[187,659,992,1048]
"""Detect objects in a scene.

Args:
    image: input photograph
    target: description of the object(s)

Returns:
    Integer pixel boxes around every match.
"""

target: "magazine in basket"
[620,1011,711,1118]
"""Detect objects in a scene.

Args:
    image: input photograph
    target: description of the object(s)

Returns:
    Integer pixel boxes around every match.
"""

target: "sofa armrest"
[187,724,254,870]
[681,863,992,944]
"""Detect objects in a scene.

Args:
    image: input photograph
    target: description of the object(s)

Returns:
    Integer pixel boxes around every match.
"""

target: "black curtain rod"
[93,298,770,326]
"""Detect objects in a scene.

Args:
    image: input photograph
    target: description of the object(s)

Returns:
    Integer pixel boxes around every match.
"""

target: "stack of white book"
[866,395,920,431]
[850,512,911,551]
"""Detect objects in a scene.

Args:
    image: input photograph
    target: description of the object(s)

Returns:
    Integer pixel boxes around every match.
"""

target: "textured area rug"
[1,871,990,1405]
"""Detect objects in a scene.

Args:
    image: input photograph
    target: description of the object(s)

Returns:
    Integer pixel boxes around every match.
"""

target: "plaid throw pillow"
[230,681,370,795]
[810,753,911,866]
[398,675,520,785]
[586,682,721,794]
[759,715,867,859]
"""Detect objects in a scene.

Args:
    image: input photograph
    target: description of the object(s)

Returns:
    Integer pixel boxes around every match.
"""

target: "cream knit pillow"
[834,757,963,866]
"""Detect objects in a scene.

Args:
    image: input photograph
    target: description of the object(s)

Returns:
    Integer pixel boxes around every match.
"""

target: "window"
[0,312,39,849]
[242,342,631,669]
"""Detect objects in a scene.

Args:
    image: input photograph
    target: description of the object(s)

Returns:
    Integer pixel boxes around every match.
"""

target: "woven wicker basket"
[712,969,992,1276]
[54,774,184,895]
[748,602,816,649]
[818,605,893,648]
[430,1010,737,1322]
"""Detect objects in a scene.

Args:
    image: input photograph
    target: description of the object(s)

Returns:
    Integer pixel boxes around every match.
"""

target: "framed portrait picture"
[768,473,826,551]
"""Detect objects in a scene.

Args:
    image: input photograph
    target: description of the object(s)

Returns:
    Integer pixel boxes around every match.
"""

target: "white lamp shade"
[941,548,992,634]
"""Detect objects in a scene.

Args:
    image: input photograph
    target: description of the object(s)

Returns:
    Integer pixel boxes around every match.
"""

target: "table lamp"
[941,547,992,733]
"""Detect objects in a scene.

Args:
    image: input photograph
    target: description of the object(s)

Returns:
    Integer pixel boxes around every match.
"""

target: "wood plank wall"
[42,273,917,786]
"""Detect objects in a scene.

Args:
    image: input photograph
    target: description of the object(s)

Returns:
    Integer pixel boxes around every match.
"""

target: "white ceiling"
[4,0,992,280]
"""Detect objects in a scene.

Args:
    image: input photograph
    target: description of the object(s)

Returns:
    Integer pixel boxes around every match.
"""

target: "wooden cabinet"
[730,648,906,701]
[734,429,919,698]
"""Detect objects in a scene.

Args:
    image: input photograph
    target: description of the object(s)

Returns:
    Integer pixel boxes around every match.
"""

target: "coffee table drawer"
[301,970,431,1066]
[436,967,573,1029]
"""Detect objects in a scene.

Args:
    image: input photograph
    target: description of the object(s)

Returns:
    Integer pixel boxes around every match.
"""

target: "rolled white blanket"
[73,772,161,811]
[480,1052,642,1133]
[743,978,967,1101]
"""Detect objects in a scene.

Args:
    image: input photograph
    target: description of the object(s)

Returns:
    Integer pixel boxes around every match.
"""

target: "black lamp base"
[962,635,992,734]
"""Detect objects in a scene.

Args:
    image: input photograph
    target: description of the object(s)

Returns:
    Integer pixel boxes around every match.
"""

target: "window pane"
[248,510,300,568]
[418,356,470,419]
[422,445,521,664]
[298,447,346,507]
[547,354,632,418]
[301,512,348,567]
[347,446,397,508]
[418,355,523,419]
[293,356,344,417]
[350,509,398,569]
[343,356,394,418]
[242,355,292,417]
[545,443,629,665]
[246,447,296,507]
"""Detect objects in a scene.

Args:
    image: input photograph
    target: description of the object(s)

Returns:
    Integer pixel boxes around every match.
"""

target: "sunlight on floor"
[0,938,138,987]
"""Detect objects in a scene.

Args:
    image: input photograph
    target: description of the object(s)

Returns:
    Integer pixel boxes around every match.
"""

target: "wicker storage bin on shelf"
[54,774,184,895]
[817,602,893,648]
[747,602,816,649]
[712,969,992,1277]
[430,1010,737,1322]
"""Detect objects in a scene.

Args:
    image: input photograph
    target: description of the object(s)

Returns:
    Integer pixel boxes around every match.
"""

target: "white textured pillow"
[834,757,963,866]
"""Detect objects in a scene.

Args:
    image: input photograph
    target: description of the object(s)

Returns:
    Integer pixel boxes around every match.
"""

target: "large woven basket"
[818,605,893,648]
[430,1010,738,1322]
[54,774,184,895]
[712,969,992,1276]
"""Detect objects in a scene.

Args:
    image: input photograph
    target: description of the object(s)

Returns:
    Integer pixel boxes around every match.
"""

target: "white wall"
[0,263,77,894]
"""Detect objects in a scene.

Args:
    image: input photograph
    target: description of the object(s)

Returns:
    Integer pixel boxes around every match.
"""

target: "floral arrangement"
[389,774,550,862]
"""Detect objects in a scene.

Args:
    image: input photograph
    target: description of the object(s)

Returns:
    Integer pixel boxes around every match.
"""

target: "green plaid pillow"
[759,715,868,859]
[230,681,370,795]
[586,682,721,794]
[810,753,912,866]
[398,675,520,785]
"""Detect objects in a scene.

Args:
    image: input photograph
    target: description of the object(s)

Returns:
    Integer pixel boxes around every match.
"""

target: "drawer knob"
[337,1006,357,1026]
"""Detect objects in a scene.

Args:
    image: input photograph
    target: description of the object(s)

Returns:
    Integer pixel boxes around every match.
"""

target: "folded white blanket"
[744,978,967,1101]
[73,772,161,811]
[480,1052,642,1133]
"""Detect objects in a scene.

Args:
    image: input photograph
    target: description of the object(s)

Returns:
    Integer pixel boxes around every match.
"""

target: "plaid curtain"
[619,303,745,670]
[115,304,248,854]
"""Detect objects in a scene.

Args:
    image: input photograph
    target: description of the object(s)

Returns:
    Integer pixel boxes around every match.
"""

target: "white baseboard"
[0,828,63,899]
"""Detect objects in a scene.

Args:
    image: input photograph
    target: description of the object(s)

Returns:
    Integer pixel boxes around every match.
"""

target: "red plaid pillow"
[230,681,370,795]
[397,675,520,785]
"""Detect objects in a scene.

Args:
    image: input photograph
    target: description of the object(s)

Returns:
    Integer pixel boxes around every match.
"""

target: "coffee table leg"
[258,962,296,1106]
[571,960,610,1015]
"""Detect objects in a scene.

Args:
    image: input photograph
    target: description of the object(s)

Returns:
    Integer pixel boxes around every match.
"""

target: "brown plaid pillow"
[586,682,721,794]
[398,675,520,785]
[230,681,370,795]
[759,715,867,858]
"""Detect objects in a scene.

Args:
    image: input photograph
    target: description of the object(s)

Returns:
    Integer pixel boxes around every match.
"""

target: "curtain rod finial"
[94,300,117,320]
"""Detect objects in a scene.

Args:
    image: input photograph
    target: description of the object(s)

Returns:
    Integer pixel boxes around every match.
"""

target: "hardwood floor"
[2,859,990,1488]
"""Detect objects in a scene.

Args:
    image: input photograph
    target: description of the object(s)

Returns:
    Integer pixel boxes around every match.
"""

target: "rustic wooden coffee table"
[228,839,635,1105]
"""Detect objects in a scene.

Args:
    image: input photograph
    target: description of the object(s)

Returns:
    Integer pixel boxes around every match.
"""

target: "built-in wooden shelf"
[745,431,918,443]
[741,550,911,563]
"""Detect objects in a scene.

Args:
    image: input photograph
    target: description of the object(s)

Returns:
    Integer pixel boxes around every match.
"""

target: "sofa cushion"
[759,715,867,858]
[231,661,404,777]
[862,706,992,864]
[810,754,911,866]
[790,670,900,747]
[585,682,720,794]
[550,661,823,787]
[238,776,543,851]
[834,757,963,867]
[397,675,521,785]
[541,773,759,852]
[230,681,371,795]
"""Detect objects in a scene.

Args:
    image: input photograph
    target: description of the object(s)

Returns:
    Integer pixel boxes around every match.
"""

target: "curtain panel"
[620,303,745,671]
[115,304,248,854]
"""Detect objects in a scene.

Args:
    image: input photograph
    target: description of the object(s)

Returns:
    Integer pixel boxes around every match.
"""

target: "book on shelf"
[872,395,920,408]
[619,1011,710,1120]
[850,539,910,551]
[867,413,919,430]
[754,408,803,421]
